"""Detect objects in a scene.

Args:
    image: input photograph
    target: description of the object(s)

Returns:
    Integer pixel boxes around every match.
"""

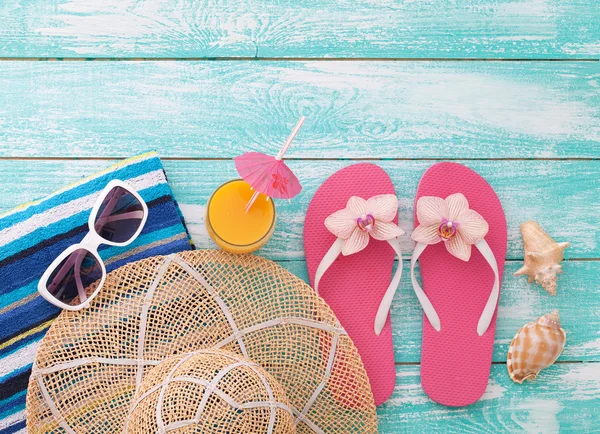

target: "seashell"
[514,221,570,296]
[507,310,566,384]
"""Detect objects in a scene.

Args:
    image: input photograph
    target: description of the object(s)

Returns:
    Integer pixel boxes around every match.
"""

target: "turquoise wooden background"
[0,0,599,432]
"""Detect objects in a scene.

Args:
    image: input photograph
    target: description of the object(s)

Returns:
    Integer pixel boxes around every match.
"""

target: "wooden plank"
[377,363,600,433]
[0,0,598,58]
[0,159,597,260]
[1,61,599,158]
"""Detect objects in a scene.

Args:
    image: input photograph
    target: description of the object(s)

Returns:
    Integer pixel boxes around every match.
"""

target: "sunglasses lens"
[94,186,145,243]
[46,249,103,306]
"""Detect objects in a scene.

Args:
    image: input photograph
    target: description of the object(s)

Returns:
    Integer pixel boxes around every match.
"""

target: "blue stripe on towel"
[0,281,37,311]
[0,296,59,342]
[0,390,26,419]
[0,365,32,386]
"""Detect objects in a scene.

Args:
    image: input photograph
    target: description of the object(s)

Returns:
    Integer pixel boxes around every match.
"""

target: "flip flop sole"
[305,163,397,406]
[415,162,507,406]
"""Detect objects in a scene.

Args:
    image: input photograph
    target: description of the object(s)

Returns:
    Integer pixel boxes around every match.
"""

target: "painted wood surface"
[0,61,599,159]
[1,1,599,431]
[378,363,600,433]
[0,0,599,59]
[0,158,598,364]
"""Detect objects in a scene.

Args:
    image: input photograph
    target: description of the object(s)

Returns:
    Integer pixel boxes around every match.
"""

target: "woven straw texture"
[26,250,377,434]
[126,349,295,434]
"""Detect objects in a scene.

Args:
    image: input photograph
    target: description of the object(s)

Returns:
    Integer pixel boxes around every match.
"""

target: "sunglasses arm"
[47,249,88,300]
[93,188,126,232]
[73,253,88,303]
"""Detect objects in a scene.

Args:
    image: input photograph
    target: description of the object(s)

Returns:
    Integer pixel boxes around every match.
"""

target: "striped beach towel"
[0,152,194,433]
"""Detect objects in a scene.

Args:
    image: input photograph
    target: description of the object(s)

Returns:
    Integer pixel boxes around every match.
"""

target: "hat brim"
[27,250,377,433]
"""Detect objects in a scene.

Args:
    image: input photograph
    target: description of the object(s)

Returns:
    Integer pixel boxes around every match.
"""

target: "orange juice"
[206,179,276,254]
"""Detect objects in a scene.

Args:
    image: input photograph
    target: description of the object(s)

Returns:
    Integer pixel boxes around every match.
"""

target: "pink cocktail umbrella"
[235,117,305,212]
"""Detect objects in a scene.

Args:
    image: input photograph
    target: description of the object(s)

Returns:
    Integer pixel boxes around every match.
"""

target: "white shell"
[507,310,566,384]
[514,221,570,296]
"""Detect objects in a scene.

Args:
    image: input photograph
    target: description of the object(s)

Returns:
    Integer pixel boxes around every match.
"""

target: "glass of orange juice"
[206,179,276,254]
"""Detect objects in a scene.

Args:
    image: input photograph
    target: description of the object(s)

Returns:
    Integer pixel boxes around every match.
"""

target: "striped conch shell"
[514,221,570,296]
[507,310,566,384]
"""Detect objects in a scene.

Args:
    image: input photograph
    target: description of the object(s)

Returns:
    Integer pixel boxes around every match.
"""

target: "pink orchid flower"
[411,193,489,261]
[325,195,405,256]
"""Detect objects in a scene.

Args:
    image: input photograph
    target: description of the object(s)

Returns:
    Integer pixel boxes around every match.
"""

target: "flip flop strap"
[314,237,403,336]
[410,239,500,336]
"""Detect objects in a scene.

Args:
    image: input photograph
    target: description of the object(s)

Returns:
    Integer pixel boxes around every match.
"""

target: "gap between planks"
[1,157,598,162]
[0,58,597,62]
[394,360,598,366]
[279,258,600,262]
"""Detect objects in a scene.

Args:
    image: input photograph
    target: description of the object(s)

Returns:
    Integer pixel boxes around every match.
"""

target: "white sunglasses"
[38,180,148,311]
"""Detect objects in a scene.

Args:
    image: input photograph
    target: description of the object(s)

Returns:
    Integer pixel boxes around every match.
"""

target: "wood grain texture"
[1,61,599,159]
[0,0,598,59]
[378,363,600,433]
[1,159,597,259]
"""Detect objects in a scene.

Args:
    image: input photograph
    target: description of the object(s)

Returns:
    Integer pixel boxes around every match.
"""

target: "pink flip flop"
[305,163,404,405]
[410,162,507,406]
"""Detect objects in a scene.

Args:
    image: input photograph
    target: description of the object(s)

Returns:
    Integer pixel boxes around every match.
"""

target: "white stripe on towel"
[0,410,25,430]
[0,340,40,379]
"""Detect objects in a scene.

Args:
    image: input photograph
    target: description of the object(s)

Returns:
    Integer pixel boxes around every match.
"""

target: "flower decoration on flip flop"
[325,195,405,256]
[316,194,405,335]
[410,192,498,336]
[411,193,489,261]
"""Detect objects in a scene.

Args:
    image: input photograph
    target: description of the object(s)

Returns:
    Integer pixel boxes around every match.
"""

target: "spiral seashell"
[514,221,570,296]
[507,310,566,384]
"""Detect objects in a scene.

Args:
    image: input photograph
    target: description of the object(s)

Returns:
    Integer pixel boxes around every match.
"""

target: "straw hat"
[26,250,378,433]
